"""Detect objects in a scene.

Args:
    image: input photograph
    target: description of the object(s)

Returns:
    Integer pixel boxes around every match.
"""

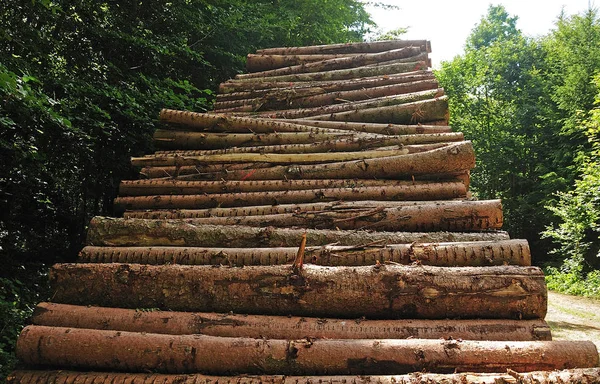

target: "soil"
[547,291,600,355]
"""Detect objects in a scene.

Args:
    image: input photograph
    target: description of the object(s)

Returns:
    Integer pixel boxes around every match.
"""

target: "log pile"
[10,39,600,383]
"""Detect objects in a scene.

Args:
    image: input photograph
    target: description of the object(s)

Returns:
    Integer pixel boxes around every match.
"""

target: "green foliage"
[545,267,600,298]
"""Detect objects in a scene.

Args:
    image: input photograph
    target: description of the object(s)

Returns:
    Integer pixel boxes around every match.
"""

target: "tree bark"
[153,129,360,150]
[305,96,449,124]
[228,61,428,84]
[48,263,547,319]
[86,218,510,247]
[9,369,600,384]
[116,200,503,232]
[272,119,453,135]
[150,134,464,157]
[114,183,467,210]
[213,79,439,112]
[246,52,363,72]
[139,162,274,179]
[237,47,423,79]
[33,302,548,340]
[78,239,531,267]
[219,70,434,96]
[255,40,431,55]
[223,88,443,119]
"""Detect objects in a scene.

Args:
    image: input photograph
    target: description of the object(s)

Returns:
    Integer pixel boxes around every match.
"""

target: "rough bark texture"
[114,183,467,210]
[255,40,431,55]
[78,239,531,267]
[86,218,511,247]
[18,327,597,375]
[9,369,600,384]
[117,200,502,232]
[49,263,546,319]
[33,302,549,340]
[273,119,453,135]
[246,52,364,72]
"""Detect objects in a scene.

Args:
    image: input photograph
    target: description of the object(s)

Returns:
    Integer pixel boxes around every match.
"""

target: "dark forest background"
[1,1,599,378]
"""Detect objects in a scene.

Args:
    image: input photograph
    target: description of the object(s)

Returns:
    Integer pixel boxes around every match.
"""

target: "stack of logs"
[9,40,600,383]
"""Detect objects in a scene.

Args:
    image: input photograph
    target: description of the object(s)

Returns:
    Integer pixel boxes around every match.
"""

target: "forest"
[0,0,599,378]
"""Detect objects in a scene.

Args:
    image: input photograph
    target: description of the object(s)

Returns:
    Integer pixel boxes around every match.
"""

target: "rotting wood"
[9,369,600,384]
[49,263,546,319]
[116,200,503,232]
[236,47,423,79]
[19,327,596,374]
[78,239,531,267]
[32,302,549,340]
[114,182,467,210]
[86,218,510,247]
[255,40,432,55]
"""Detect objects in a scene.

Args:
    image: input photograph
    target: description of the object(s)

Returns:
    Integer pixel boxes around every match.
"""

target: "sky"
[365,0,596,67]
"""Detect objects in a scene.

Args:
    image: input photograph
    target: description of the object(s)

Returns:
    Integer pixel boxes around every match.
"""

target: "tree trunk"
[306,96,448,124]
[114,183,467,210]
[237,47,423,79]
[223,88,443,119]
[86,218,510,247]
[255,40,432,55]
[139,162,274,179]
[272,119,453,135]
[153,129,361,150]
[9,368,600,384]
[33,302,548,340]
[228,61,428,84]
[116,200,503,232]
[49,263,547,319]
[78,239,531,267]
[150,134,464,157]
[219,70,434,95]
[213,79,439,112]
[119,178,423,196]
[246,52,364,72]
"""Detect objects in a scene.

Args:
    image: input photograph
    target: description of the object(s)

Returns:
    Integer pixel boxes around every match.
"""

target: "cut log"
[139,162,274,179]
[86,218,510,247]
[33,302,549,340]
[229,61,428,83]
[117,200,503,232]
[9,369,600,384]
[246,52,364,72]
[219,70,435,96]
[306,96,449,124]
[119,178,422,196]
[227,88,443,119]
[78,239,531,267]
[150,134,464,157]
[19,327,595,374]
[153,130,360,150]
[255,40,432,55]
[141,141,474,181]
[213,79,439,112]
[114,182,467,210]
[49,263,546,319]
[274,119,453,135]
[237,47,423,79]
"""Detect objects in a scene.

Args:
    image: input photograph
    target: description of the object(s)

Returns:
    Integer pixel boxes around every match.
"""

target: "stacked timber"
[9,39,600,383]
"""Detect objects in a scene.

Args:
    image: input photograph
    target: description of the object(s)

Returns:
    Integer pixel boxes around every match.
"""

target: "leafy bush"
[545,267,600,298]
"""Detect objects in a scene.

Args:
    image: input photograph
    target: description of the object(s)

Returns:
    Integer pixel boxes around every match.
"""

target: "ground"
[547,291,600,354]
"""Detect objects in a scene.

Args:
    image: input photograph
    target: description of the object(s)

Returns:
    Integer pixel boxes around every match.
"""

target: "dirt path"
[547,291,600,353]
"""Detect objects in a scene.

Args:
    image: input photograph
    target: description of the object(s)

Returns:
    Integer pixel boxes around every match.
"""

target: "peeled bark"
[114,182,467,210]
[119,178,416,196]
[118,200,503,232]
[9,369,600,384]
[255,40,431,55]
[237,47,423,79]
[229,61,428,84]
[49,263,546,319]
[273,119,453,135]
[86,218,510,248]
[153,129,359,150]
[33,302,548,340]
[227,88,443,119]
[306,96,449,124]
[219,70,434,96]
[150,134,464,157]
[213,79,439,112]
[79,239,531,267]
